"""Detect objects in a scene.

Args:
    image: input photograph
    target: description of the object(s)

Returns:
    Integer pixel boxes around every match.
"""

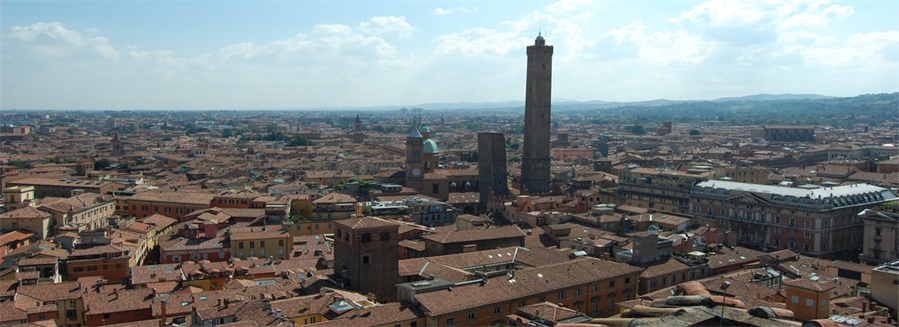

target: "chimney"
[159,299,168,327]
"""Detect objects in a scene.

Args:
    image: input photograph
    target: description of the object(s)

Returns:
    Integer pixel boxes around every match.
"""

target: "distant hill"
[400,94,835,111]
[589,92,898,126]
[713,93,834,102]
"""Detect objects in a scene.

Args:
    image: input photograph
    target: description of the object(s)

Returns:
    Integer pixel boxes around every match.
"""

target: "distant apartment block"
[125,191,214,219]
[859,209,899,264]
[6,177,126,198]
[618,167,714,214]
[757,125,815,142]
[690,180,897,257]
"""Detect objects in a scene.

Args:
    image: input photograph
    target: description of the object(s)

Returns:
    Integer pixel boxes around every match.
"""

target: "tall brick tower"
[478,132,510,208]
[333,217,400,302]
[521,33,553,194]
[405,122,425,190]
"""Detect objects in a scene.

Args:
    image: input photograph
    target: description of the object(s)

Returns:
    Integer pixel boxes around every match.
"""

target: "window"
[88,266,97,271]
[172,255,181,262]
[576,288,582,295]
[361,233,372,243]
[279,240,284,246]
[625,277,630,284]
[432,184,440,194]
[558,291,565,300]
[261,241,266,247]
[380,231,391,241]
[103,314,110,319]
[67,310,76,318]
[520,300,526,307]
[362,255,370,267]
[249,242,255,248]
[791,295,799,304]
[446,318,454,325]
[609,280,615,288]
[607,293,616,310]
[806,298,814,306]
[494,307,501,315]
[468,313,476,321]
[411,322,417,327]
[73,267,84,272]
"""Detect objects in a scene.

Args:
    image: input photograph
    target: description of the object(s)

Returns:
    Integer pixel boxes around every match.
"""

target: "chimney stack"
[159,299,168,327]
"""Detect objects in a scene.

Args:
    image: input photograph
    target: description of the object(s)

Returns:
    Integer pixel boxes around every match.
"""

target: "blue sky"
[2,0,897,110]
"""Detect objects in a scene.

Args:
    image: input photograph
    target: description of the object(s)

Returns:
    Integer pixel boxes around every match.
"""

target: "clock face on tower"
[412,168,421,177]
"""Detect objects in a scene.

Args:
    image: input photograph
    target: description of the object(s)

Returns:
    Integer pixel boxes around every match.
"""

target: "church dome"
[420,125,431,133]
[423,139,439,154]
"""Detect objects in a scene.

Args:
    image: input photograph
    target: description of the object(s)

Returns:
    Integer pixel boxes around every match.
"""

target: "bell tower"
[405,121,425,187]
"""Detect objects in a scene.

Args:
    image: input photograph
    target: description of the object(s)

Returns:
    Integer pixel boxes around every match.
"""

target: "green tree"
[287,135,314,146]
[94,159,113,170]
[689,129,702,136]
[630,125,646,135]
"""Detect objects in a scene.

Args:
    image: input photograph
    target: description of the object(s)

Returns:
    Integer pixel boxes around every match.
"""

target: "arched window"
[574,301,583,313]
[607,293,617,311]
[591,296,600,315]
[623,289,632,301]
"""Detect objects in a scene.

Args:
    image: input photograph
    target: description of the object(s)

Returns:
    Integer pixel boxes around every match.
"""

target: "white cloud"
[357,16,415,38]
[435,11,589,58]
[599,21,714,64]
[5,21,120,59]
[669,0,855,46]
[546,0,593,14]
[780,30,899,66]
[432,7,452,16]
[435,13,537,56]
[781,4,853,29]
[431,6,478,16]
[126,46,187,70]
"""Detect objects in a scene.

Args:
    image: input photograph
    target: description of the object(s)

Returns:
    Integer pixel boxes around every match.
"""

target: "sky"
[1,0,897,110]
